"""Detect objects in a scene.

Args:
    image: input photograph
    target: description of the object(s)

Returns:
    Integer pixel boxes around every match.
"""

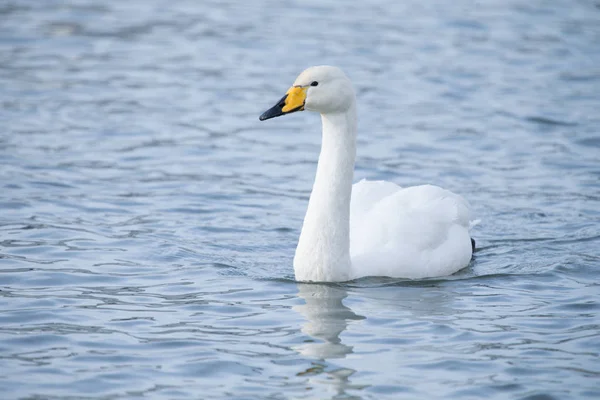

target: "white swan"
[260,66,475,282]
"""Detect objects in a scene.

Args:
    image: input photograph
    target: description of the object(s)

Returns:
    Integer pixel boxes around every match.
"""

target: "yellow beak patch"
[282,86,307,113]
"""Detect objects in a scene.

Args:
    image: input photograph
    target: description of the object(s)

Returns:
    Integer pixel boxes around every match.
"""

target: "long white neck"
[294,102,357,282]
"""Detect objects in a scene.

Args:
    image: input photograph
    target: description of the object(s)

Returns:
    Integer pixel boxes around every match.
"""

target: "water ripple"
[1,0,599,398]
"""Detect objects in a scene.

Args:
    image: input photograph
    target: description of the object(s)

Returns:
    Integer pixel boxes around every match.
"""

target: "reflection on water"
[293,283,367,398]
[296,362,364,399]
[358,280,459,319]
[292,281,463,398]
[293,283,364,359]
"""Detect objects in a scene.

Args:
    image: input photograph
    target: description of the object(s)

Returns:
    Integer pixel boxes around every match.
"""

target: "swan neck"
[294,104,357,282]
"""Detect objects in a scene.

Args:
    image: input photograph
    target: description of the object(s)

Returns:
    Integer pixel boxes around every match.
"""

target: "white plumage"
[260,65,474,282]
[350,180,472,279]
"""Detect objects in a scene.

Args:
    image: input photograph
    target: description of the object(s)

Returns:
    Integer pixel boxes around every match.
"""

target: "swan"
[259,66,475,282]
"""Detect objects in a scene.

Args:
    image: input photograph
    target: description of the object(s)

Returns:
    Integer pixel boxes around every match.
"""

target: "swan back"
[350,180,473,279]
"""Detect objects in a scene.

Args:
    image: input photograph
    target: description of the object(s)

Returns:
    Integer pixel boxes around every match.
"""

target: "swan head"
[259,65,354,121]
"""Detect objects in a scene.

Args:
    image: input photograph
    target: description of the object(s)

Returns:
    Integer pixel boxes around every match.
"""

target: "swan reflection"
[293,283,364,359]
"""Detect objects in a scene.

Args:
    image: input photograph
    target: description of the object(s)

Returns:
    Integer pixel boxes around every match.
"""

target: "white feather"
[350,180,472,279]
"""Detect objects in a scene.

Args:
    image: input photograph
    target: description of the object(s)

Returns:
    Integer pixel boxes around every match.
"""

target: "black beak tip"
[259,106,284,122]
[259,94,288,122]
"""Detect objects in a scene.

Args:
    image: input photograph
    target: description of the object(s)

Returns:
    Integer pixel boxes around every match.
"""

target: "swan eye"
[310,81,319,87]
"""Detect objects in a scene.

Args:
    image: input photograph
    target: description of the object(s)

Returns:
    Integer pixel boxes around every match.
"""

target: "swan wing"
[350,180,473,279]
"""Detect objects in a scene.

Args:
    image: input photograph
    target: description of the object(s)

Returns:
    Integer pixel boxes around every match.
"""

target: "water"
[1,0,599,398]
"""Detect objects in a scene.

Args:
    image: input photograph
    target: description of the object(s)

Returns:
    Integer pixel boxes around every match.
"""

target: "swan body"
[260,66,474,282]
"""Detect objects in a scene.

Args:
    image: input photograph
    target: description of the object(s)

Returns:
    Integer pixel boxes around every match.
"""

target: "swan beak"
[259,86,307,121]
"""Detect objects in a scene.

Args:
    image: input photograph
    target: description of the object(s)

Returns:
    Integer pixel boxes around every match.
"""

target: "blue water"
[1,0,599,398]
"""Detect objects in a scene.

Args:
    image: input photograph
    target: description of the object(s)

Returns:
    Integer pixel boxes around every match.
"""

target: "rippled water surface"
[1,0,600,398]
